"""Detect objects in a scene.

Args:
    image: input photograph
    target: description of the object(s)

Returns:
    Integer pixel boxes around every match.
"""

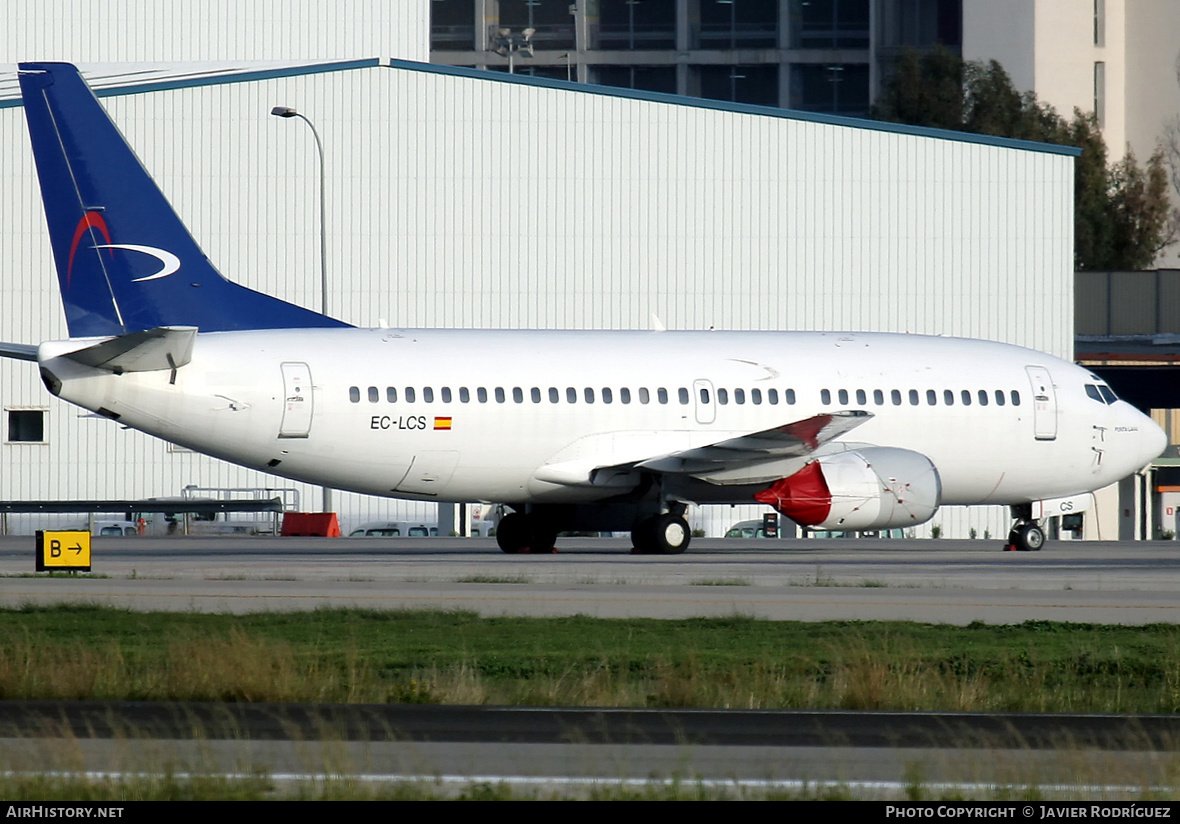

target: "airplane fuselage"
[38,328,1162,510]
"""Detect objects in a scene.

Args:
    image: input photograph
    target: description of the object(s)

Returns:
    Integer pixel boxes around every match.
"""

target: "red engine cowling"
[753,447,941,530]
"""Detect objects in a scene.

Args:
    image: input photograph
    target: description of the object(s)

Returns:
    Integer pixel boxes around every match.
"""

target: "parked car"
[348,521,439,537]
[724,520,775,538]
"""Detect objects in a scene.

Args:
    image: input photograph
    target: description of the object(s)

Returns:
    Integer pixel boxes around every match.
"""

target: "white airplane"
[1,63,1166,554]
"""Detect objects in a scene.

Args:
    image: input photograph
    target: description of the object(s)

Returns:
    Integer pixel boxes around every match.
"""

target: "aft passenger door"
[1026,365,1057,441]
[279,361,313,438]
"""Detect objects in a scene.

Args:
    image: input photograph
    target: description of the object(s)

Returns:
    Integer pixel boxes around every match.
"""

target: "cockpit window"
[1085,383,1121,404]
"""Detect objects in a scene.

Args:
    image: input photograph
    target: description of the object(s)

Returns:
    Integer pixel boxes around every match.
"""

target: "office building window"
[790,63,870,116]
[791,0,870,49]
[1094,61,1105,128]
[597,0,676,49]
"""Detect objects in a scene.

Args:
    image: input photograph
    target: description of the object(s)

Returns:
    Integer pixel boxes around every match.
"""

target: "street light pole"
[271,105,332,517]
[271,106,328,316]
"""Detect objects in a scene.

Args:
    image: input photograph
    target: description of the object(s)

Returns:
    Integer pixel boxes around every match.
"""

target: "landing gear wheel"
[1013,523,1044,552]
[496,512,528,554]
[495,512,558,554]
[631,514,691,555]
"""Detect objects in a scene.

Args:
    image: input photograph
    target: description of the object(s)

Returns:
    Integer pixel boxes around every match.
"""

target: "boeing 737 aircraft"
[1,63,1166,554]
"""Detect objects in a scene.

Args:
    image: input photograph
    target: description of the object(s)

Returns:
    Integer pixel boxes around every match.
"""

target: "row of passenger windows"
[348,384,1021,408]
[820,388,1021,407]
[349,385,801,406]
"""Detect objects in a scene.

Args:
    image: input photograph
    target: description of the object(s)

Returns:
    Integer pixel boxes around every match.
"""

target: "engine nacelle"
[753,447,942,530]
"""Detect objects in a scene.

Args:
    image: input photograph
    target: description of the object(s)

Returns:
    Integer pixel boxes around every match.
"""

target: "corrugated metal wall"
[0,19,1076,537]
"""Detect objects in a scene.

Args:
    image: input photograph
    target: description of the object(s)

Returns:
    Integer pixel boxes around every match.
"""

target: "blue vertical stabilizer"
[18,62,350,337]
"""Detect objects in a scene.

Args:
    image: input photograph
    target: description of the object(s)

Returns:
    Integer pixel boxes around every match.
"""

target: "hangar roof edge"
[0,57,1081,157]
[392,60,1081,157]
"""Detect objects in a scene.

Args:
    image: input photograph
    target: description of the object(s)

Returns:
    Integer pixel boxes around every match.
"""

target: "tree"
[875,48,1175,270]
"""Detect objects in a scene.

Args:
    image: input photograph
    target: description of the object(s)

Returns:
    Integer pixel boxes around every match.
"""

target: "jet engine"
[753,447,941,530]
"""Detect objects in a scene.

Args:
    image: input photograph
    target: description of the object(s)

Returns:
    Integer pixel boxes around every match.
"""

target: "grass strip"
[2,605,1180,712]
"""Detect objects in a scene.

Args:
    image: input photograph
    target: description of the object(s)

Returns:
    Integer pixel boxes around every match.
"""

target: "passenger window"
[531,388,541,403]
[995,390,1005,406]
[639,388,650,404]
[1011,390,1021,406]
[856,389,866,405]
[734,388,745,405]
[567,387,577,403]
[584,387,595,404]
[349,387,360,403]
[441,387,452,403]
[512,387,523,403]
[368,386,379,403]
[549,387,559,403]
[657,388,668,404]
[944,390,954,406]
[768,388,779,405]
[460,387,470,403]
[977,389,988,406]
[838,389,849,405]
[927,390,937,406]
[495,387,506,403]
[751,389,762,405]
[909,390,919,406]
[423,387,434,403]
[891,390,901,406]
[386,387,397,403]
[718,389,729,405]
[603,388,613,404]
[873,389,884,406]
[678,388,689,405]
[785,389,795,404]
[477,387,488,403]
[821,389,831,405]
[405,387,416,403]
[960,390,971,406]
[620,388,631,404]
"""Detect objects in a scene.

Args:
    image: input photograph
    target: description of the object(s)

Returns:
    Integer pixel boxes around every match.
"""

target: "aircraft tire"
[496,512,528,554]
[530,522,558,554]
[1014,523,1045,552]
[651,514,691,555]
[630,517,659,554]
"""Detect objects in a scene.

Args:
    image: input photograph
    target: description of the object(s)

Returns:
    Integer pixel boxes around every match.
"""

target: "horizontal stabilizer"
[0,342,39,361]
[60,326,197,374]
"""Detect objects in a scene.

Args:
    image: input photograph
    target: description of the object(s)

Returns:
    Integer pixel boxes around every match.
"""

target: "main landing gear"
[631,507,691,555]
[1005,505,1044,552]
[495,511,558,554]
[494,501,693,555]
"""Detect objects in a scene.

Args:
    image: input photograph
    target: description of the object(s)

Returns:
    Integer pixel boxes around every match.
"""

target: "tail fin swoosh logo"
[92,244,182,282]
[66,213,113,285]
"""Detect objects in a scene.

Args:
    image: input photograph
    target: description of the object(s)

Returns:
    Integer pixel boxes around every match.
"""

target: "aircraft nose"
[1141,413,1168,467]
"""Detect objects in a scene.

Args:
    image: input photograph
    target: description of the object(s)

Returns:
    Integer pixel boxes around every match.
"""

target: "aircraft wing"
[635,411,871,476]
[0,342,38,361]
[533,411,872,487]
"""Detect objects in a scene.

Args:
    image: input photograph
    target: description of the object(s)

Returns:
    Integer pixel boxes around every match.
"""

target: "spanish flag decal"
[433,417,453,431]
